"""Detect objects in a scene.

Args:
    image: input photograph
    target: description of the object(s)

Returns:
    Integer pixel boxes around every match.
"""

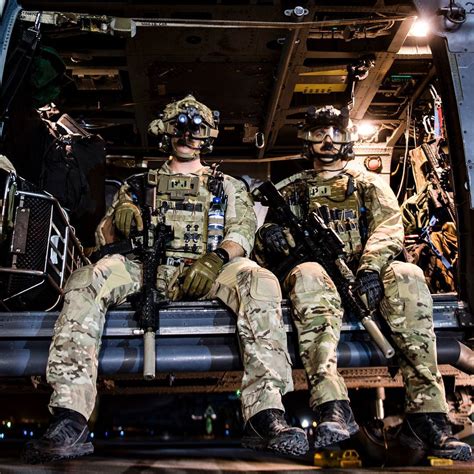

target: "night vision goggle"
[298,126,352,144]
[162,108,219,140]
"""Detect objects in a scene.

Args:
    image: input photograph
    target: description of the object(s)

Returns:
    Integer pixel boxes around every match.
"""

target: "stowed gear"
[297,105,354,162]
[148,94,220,160]
[242,409,309,456]
[400,412,472,461]
[313,400,360,448]
[22,407,93,464]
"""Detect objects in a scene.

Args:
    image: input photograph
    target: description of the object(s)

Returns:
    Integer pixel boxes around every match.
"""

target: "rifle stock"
[256,181,395,359]
[421,142,456,223]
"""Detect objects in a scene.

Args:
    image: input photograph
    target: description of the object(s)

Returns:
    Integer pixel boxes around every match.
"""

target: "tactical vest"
[155,173,216,265]
[306,172,364,260]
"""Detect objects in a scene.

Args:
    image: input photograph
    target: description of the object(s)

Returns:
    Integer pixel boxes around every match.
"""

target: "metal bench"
[0,294,472,377]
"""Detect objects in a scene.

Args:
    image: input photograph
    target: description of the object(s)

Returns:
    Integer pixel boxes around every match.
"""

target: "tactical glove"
[182,252,224,299]
[259,223,293,256]
[114,201,143,238]
[356,270,384,311]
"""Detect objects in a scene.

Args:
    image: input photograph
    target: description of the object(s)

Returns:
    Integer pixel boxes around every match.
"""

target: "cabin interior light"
[409,18,430,37]
[357,121,378,138]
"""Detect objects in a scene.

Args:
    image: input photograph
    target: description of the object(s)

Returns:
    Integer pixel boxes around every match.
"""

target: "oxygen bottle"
[207,196,225,251]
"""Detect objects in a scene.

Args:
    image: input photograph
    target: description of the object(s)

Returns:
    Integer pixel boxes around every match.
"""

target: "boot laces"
[409,413,453,445]
[267,410,288,433]
[43,417,86,444]
[316,401,348,425]
[424,415,453,444]
[250,409,288,437]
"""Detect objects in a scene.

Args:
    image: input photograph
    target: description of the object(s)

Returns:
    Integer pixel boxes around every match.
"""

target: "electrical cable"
[396,104,412,200]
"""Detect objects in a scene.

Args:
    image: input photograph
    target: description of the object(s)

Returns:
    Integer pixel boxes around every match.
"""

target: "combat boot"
[400,412,472,461]
[313,400,359,448]
[242,408,309,455]
[22,407,94,464]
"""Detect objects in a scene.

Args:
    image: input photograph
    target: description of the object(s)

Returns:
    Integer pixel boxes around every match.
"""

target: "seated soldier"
[254,105,472,461]
[23,95,308,463]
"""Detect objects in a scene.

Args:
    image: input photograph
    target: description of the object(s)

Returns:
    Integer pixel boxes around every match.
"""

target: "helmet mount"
[148,94,220,160]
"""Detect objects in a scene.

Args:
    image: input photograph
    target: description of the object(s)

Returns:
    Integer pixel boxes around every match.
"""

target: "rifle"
[131,171,173,380]
[420,142,456,223]
[255,181,395,359]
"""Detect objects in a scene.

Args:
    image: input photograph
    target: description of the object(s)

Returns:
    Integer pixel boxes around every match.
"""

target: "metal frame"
[0,177,88,310]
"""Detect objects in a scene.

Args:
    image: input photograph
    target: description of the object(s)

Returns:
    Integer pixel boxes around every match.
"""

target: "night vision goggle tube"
[299,126,351,144]
[165,111,218,140]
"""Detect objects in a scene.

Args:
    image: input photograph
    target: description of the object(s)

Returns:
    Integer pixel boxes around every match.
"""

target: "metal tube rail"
[0,338,471,377]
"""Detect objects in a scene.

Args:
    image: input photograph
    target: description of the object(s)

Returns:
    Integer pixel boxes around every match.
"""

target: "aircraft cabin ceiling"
[17,1,432,162]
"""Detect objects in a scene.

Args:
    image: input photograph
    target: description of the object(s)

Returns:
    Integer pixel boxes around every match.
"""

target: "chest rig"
[155,172,215,263]
[306,172,365,260]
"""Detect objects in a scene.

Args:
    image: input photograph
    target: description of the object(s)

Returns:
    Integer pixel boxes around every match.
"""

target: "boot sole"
[314,421,360,449]
[429,445,472,462]
[400,432,472,462]
[22,443,94,464]
[242,429,309,456]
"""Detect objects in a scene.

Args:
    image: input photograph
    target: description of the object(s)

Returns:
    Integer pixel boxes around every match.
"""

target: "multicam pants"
[47,254,293,421]
[284,260,448,414]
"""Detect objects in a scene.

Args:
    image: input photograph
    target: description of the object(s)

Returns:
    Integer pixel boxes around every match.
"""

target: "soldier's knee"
[389,260,425,282]
[64,265,96,293]
[239,266,282,304]
[292,261,326,278]
[383,261,430,299]
[64,254,129,294]
[381,261,433,330]
[285,261,337,296]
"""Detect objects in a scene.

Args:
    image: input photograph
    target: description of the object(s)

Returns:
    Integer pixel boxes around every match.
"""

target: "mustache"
[321,142,335,151]
[177,138,201,150]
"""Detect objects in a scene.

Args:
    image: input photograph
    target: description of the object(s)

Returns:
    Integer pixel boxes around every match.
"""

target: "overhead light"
[357,121,378,138]
[409,18,430,37]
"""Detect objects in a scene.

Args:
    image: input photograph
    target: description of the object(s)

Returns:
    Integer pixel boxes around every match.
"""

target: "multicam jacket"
[96,161,256,260]
[256,165,404,274]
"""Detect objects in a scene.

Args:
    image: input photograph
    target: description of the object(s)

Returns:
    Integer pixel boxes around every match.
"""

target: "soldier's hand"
[114,201,143,238]
[182,252,224,299]
[259,223,294,256]
[356,270,384,311]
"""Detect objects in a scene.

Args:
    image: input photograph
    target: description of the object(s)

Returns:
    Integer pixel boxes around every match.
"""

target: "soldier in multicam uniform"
[255,106,471,461]
[23,95,308,463]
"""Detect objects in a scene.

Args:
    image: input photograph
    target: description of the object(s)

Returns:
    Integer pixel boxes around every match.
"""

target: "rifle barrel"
[143,330,156,380]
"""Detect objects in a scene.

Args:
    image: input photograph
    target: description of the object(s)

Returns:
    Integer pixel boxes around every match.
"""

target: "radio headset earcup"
[199,138,214,155]
[158,135,172,154]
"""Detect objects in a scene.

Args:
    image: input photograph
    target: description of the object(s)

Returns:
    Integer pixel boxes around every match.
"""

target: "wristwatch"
[213,247,230,265]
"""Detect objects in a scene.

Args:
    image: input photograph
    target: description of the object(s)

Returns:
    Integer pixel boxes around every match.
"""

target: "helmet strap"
[304,141,353,162]
[171,139,201,161]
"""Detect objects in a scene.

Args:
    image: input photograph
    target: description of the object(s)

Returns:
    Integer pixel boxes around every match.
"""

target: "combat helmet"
[297,105,355,161]
[148,94,220,158]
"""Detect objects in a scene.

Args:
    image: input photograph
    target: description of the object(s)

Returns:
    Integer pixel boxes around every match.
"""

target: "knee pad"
[381,261,433,331]
[286,261,338,296]
[64,265,95,293]
[243,267,282,304]
[383,261,430,300]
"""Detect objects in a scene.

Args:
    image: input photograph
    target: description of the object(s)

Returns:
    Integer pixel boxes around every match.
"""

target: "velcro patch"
[309,185,331,197]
